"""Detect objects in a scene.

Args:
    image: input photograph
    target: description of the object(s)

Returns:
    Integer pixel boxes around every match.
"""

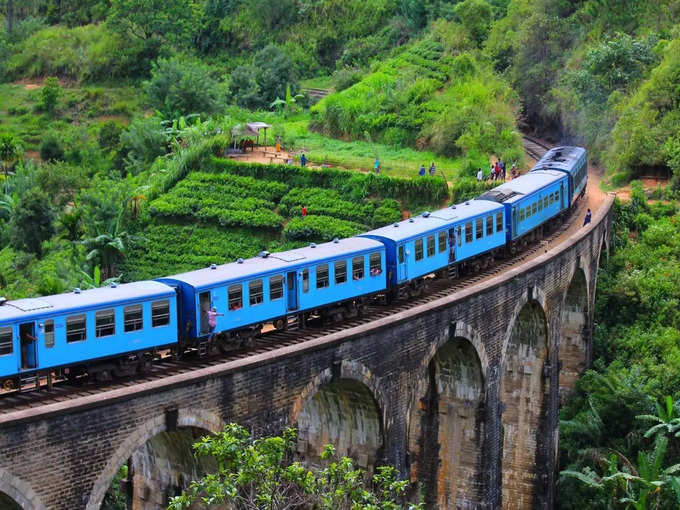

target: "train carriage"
[0,281,178,383]
[358,199,506,290]
[531,146,587,205]
[480,170,569,243]
[158,237,387,345]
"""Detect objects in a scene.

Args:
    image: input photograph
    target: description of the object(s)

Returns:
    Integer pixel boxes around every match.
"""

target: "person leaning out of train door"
[21,330,37,369]
[207,307,224,341]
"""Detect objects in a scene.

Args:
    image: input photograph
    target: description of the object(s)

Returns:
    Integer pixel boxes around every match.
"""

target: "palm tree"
[81,208,142,280]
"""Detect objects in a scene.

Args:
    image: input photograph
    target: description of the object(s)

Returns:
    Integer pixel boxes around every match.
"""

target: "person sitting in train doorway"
[583,209,592,226]
[20,329,37,369]
[206,307,224,341]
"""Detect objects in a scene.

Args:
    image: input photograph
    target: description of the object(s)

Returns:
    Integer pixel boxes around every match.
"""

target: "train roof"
[531,146,586,173]
[359,213,448,242]
[159,236,384,289]
[479,170,566,204]
[429,199,504,221]
[359,199,502,243]
[0,281,175,323]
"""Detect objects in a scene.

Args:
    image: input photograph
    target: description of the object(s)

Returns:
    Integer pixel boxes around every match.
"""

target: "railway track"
[0,138,565,415]
[522,135,551,161]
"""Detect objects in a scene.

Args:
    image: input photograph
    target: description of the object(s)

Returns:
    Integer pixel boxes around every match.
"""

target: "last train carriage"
[0,282,177,383]
[0,146,587,387]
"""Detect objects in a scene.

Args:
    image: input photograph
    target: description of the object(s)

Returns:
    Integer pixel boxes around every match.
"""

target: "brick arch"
[293,362,386,472]
[86,408,224,510]
[499,292,550,509]
[406,323,487,507]
[290,360,390,431]
[559,265,590,400]
[0,470,46,510]
[500,285,549,369]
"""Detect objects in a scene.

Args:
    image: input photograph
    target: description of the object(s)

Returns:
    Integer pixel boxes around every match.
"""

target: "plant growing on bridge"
[168,423,422,510]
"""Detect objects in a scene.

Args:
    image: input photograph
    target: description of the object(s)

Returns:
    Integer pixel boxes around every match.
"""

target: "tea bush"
[278,187,374,223]
[283,215,366,242]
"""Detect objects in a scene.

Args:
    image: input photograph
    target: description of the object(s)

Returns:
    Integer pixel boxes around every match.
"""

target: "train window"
[549,193,554,204]
[526,206,531,218]
[457,226,462,246]
[538,198,543,211]
[465,222,472,243]
[316,264,329,289]
[398,246,405,264]
[486,215,493,235]
[124,305,143,332]
[228,284,243,310]
[519,208,525,221]
[369,253,382,275]
[438,231,447,252]
[152,300,170,327]
[415,239,424,261]
[496,213,503,232]
[532,202,537,215]
[44,320,54,348]
[96,309,116,337]
[270,276,284,300]
[352,256,364,280]
[476,218,483,239]
[0,326,12,355]
[335,261,347,284]
[66,314,87,343]
[544,196,549,209]
[302,269,309,293]
[249,280,264,305]
[426,235,435,257]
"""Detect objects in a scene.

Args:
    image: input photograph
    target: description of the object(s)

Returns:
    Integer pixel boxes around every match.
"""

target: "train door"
[286,271,298,311]
[560,182,565,209]
[19,322,37,370]
[448,228,456,263]
[199,291,211,334]
[397,244,408,281]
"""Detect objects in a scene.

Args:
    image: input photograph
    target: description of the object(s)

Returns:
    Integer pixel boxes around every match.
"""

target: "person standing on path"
[419,164,426,176]
[583,208,592,226]
[374,158,381,173]
[300,153,307,167]
[429,162,436,175]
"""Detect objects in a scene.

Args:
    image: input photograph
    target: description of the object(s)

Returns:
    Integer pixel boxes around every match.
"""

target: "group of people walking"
[419,163,436,176]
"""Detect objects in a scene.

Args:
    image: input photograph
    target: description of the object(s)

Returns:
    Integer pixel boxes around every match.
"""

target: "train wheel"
[274,318,287,330]
[3,379,14,391]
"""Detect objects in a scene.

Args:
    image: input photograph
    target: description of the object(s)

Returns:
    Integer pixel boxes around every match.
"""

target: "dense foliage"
[558,187,680,508]
[167,424,421,510]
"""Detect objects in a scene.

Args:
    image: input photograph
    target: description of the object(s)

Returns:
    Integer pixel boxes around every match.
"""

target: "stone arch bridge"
[0,197,613,510]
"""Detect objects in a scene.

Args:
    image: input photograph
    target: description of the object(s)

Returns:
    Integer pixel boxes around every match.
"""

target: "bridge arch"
[499,295,550,509]
[407,322,486,507]
[86,408,224,510]
[0,470,46,510]
[559,266,589,400]
[294,365,386,472]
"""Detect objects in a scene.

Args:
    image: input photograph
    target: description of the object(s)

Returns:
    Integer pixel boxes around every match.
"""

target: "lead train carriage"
[0,146,588,387]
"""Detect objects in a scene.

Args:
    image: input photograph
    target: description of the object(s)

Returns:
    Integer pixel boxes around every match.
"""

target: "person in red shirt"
[301,205,307,218]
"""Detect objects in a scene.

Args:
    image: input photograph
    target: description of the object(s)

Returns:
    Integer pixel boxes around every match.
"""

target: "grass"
[280,119,469,180]
[0,82,144,151]
[300,76,334,90]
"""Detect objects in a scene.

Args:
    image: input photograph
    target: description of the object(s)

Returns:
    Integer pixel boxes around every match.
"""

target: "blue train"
[0,146,587,388]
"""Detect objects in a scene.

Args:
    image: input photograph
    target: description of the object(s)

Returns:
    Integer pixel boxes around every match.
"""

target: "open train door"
[286,271,298,311]
[397,244,408,281]
[19,322,37,370]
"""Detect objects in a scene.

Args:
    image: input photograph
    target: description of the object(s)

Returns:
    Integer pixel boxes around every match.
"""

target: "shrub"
[283,215,365,242]
[40,132,65,162]
[278,187,374,222]
[145,57,225,119]
[372,198,403,227]
[39,77,61,115]
[119,115,168,174]
[8,188,56,257]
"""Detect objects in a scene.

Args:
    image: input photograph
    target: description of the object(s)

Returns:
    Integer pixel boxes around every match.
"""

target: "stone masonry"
[0,196,613,509]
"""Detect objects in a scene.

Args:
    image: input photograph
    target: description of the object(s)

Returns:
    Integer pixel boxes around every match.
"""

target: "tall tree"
[8,188,55,257]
